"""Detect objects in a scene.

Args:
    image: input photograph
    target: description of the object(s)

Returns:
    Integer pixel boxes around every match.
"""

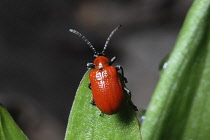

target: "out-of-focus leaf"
[0,105,28,140]
[141,0,210,140]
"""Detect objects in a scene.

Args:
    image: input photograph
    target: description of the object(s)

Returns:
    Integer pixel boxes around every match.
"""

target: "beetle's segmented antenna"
[69,29,98,57]
[102,25,122,56]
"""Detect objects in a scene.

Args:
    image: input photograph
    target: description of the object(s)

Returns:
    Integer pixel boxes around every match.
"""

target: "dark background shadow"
[0,0,193,139]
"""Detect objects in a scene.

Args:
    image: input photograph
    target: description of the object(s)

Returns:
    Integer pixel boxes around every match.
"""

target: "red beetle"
[69,25,137,115]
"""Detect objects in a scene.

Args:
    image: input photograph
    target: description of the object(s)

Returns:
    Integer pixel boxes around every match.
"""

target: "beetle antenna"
[69,29,98,57]
[102,25,122,56]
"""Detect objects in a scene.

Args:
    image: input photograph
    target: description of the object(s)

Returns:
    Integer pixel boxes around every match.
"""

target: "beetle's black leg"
[123,86,138,111]
[130,101,138,111]
[90,99,96,105]
[124,77,128,83]
[88,83,91,90]
[100,112,104,116]
[123,86,131,96]
[88,83,95,105]
[87,62,95,69]
[109,56,117,65]
[115,65,128,83]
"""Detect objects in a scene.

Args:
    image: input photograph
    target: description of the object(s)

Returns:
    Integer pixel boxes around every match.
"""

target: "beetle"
[69,25,137,115]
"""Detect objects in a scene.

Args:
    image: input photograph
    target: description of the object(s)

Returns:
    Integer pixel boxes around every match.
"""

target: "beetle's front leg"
[123,86,138,111]
[115,65,128,83]
[109,56,117,65]
[87,62,95,69]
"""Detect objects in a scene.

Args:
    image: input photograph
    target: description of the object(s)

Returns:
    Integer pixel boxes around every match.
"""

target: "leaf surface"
[65,70,141,140]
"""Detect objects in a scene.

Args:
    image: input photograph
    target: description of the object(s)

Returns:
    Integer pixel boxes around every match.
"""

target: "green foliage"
[141,0,210,140]
[65,70,141,140]
[0,105,28,140]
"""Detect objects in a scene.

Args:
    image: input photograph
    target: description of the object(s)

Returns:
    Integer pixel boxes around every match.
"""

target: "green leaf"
[141,0,210,140]
[0,105,29,140]
[65,70,141,140]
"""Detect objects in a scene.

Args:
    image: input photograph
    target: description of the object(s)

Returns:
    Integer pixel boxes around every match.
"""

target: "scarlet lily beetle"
[69,25,138,115]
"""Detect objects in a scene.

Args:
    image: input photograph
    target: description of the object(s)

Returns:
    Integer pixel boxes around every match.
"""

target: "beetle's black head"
[93,52,107,58]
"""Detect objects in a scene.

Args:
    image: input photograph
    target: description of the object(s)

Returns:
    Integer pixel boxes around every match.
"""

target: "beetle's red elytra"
[90,56,124,115]
[69,25,138,115]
